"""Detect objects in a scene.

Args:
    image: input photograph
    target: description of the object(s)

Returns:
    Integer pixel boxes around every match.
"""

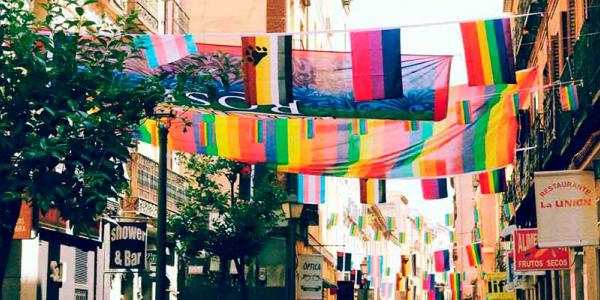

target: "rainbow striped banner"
[434,249,450,272]
[560,84,579,111]
[449,273,462,300]
[134,34,198,68]
[465,242,483,267]
[456,100,472,124]
[298,174,326,204]
[449,231,456,242]
[460,18,516,86]
[399,232,406,243]
[352,119,369,135]
[474,227,482,241]
[350,223,358,236]
[473,208,480,224]
[350,29,403,101]
[241,35,293,106]
[327,213,339,229]
[387,217,396,231]
[424,231,432,244]
[137,69,538,179]
[479,168,506,194]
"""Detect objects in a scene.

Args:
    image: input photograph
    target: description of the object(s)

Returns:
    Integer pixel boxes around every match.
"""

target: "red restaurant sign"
[514,229,569,271]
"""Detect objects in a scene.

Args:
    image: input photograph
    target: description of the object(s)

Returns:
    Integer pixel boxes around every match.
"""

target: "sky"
[348,0,505,225]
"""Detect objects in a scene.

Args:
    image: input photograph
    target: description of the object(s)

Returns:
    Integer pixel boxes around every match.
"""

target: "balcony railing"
[172,0,190,34]
[135,0,160,33]
[512,0,546,69]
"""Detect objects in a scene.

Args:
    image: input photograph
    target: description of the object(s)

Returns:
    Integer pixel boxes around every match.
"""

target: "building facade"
[502,0,600,299]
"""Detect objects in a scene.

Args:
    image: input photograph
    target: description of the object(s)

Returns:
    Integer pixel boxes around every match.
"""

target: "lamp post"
[281,198,304,300]
[358,257,369,300]
[154,107,174,300]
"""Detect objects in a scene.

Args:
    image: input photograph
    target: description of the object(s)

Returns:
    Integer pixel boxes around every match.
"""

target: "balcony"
[134,0,160,33]
[512,0,546,69]
[167,0,190,34]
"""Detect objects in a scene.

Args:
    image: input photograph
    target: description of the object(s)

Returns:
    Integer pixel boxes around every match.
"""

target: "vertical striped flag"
[460,18,516,86]
[415,216,422,231]
[504,202,515,219]
[387,217,396,231]
[560,84,579,111]
[449,231,456,242]
[358,216,365,230]
[434,249,451,272]
[479,168,506,194]
[134,34,198,68]
[404,120,420,131]
[297,174,326,204]
[241,35,293,106]
[466,242,483,267]
[450,273,462,300]
[424,231,432,244]
[456,100,472,125]
[374,230,382,241]
[350,29,403,101]
[337,252,344,271]
[360,179,387,204]
[445,213,454,226]
[421,178,448,200]
[399,232,406,244]
[350,223,358,236]
[474,227,482,241]
[352,119,369,135]
[422,272,431,290]
[473,208,480,224]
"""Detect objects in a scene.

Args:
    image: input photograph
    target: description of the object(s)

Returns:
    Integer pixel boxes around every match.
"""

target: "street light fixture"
[358,257,370,300]
[281,198,304,300]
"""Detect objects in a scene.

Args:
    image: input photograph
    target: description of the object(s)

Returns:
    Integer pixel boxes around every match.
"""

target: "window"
[75,289,88,300]
[74,248,88,285]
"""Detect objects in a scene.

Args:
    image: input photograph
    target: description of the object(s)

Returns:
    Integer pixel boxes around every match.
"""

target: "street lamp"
[281,198,304,300]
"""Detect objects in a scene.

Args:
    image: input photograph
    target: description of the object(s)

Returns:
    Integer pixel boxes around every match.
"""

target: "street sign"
[109,222,147,269]
[298,254,323,299]
[513,229,569,271]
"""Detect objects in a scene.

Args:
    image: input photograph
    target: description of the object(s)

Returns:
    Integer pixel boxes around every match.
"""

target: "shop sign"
[513,229,569,271]
[534,170,597,247]
[298,254,323,300]
[109,222,147,269]
[485,272,512,297]
[13,201,34,240]
[487,292,516,300]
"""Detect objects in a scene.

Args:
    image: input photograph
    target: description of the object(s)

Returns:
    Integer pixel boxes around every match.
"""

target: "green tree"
[169,155,284,300]
[0,0,163,289]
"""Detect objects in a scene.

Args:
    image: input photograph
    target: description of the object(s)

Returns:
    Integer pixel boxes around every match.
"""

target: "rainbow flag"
[350,223,358,236]
[456,100,472,124]
[424,231,432,244]
[466,242,483,267]
[137,69,538,178]
[241,35,292,106]
[560,84,579,111]
[327,213,339,229]
[449,231,456,242]
[421,178,448,200]
[460,18,516,86]
[473,208,480,224]
[399,232,406,243]
[367,255,385,287]
[434,249,450,272]
[134,34,198,68]
[449,273,462,300]
[475,227,482,241]
[404,120,419,131]
[422,272,431,290]
[360,179,386,204]
[298,174,326,204]
[374,230,382,241]
[415,216,422,231]
[305,119,315,139]
[358,216,365,230]
[352,119,369,135]
[445,213,454,226]
[504,202,515,219]
[479,168,506,194]
[387,217,396,231]
[350,29,403,101]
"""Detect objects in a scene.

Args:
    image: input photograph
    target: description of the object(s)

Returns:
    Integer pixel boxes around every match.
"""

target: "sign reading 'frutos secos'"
[109,222,147,269]
[534,170,597,248]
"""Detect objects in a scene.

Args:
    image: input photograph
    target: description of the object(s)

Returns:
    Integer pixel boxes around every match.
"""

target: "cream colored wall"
[188,0,267,45]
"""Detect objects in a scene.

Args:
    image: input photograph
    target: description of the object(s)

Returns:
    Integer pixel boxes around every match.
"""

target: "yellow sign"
[487,292,516,300]
[485,272,507,281]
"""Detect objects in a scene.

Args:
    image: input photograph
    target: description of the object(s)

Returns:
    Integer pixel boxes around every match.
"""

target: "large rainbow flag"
[460,18,516,86]
[138,68,537,178]
[127,43,451,121]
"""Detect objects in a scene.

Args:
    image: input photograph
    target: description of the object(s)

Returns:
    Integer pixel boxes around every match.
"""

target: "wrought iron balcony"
[512,0,546,69]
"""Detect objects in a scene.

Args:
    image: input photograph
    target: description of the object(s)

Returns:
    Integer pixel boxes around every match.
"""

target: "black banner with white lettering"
[109,222,147,269]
